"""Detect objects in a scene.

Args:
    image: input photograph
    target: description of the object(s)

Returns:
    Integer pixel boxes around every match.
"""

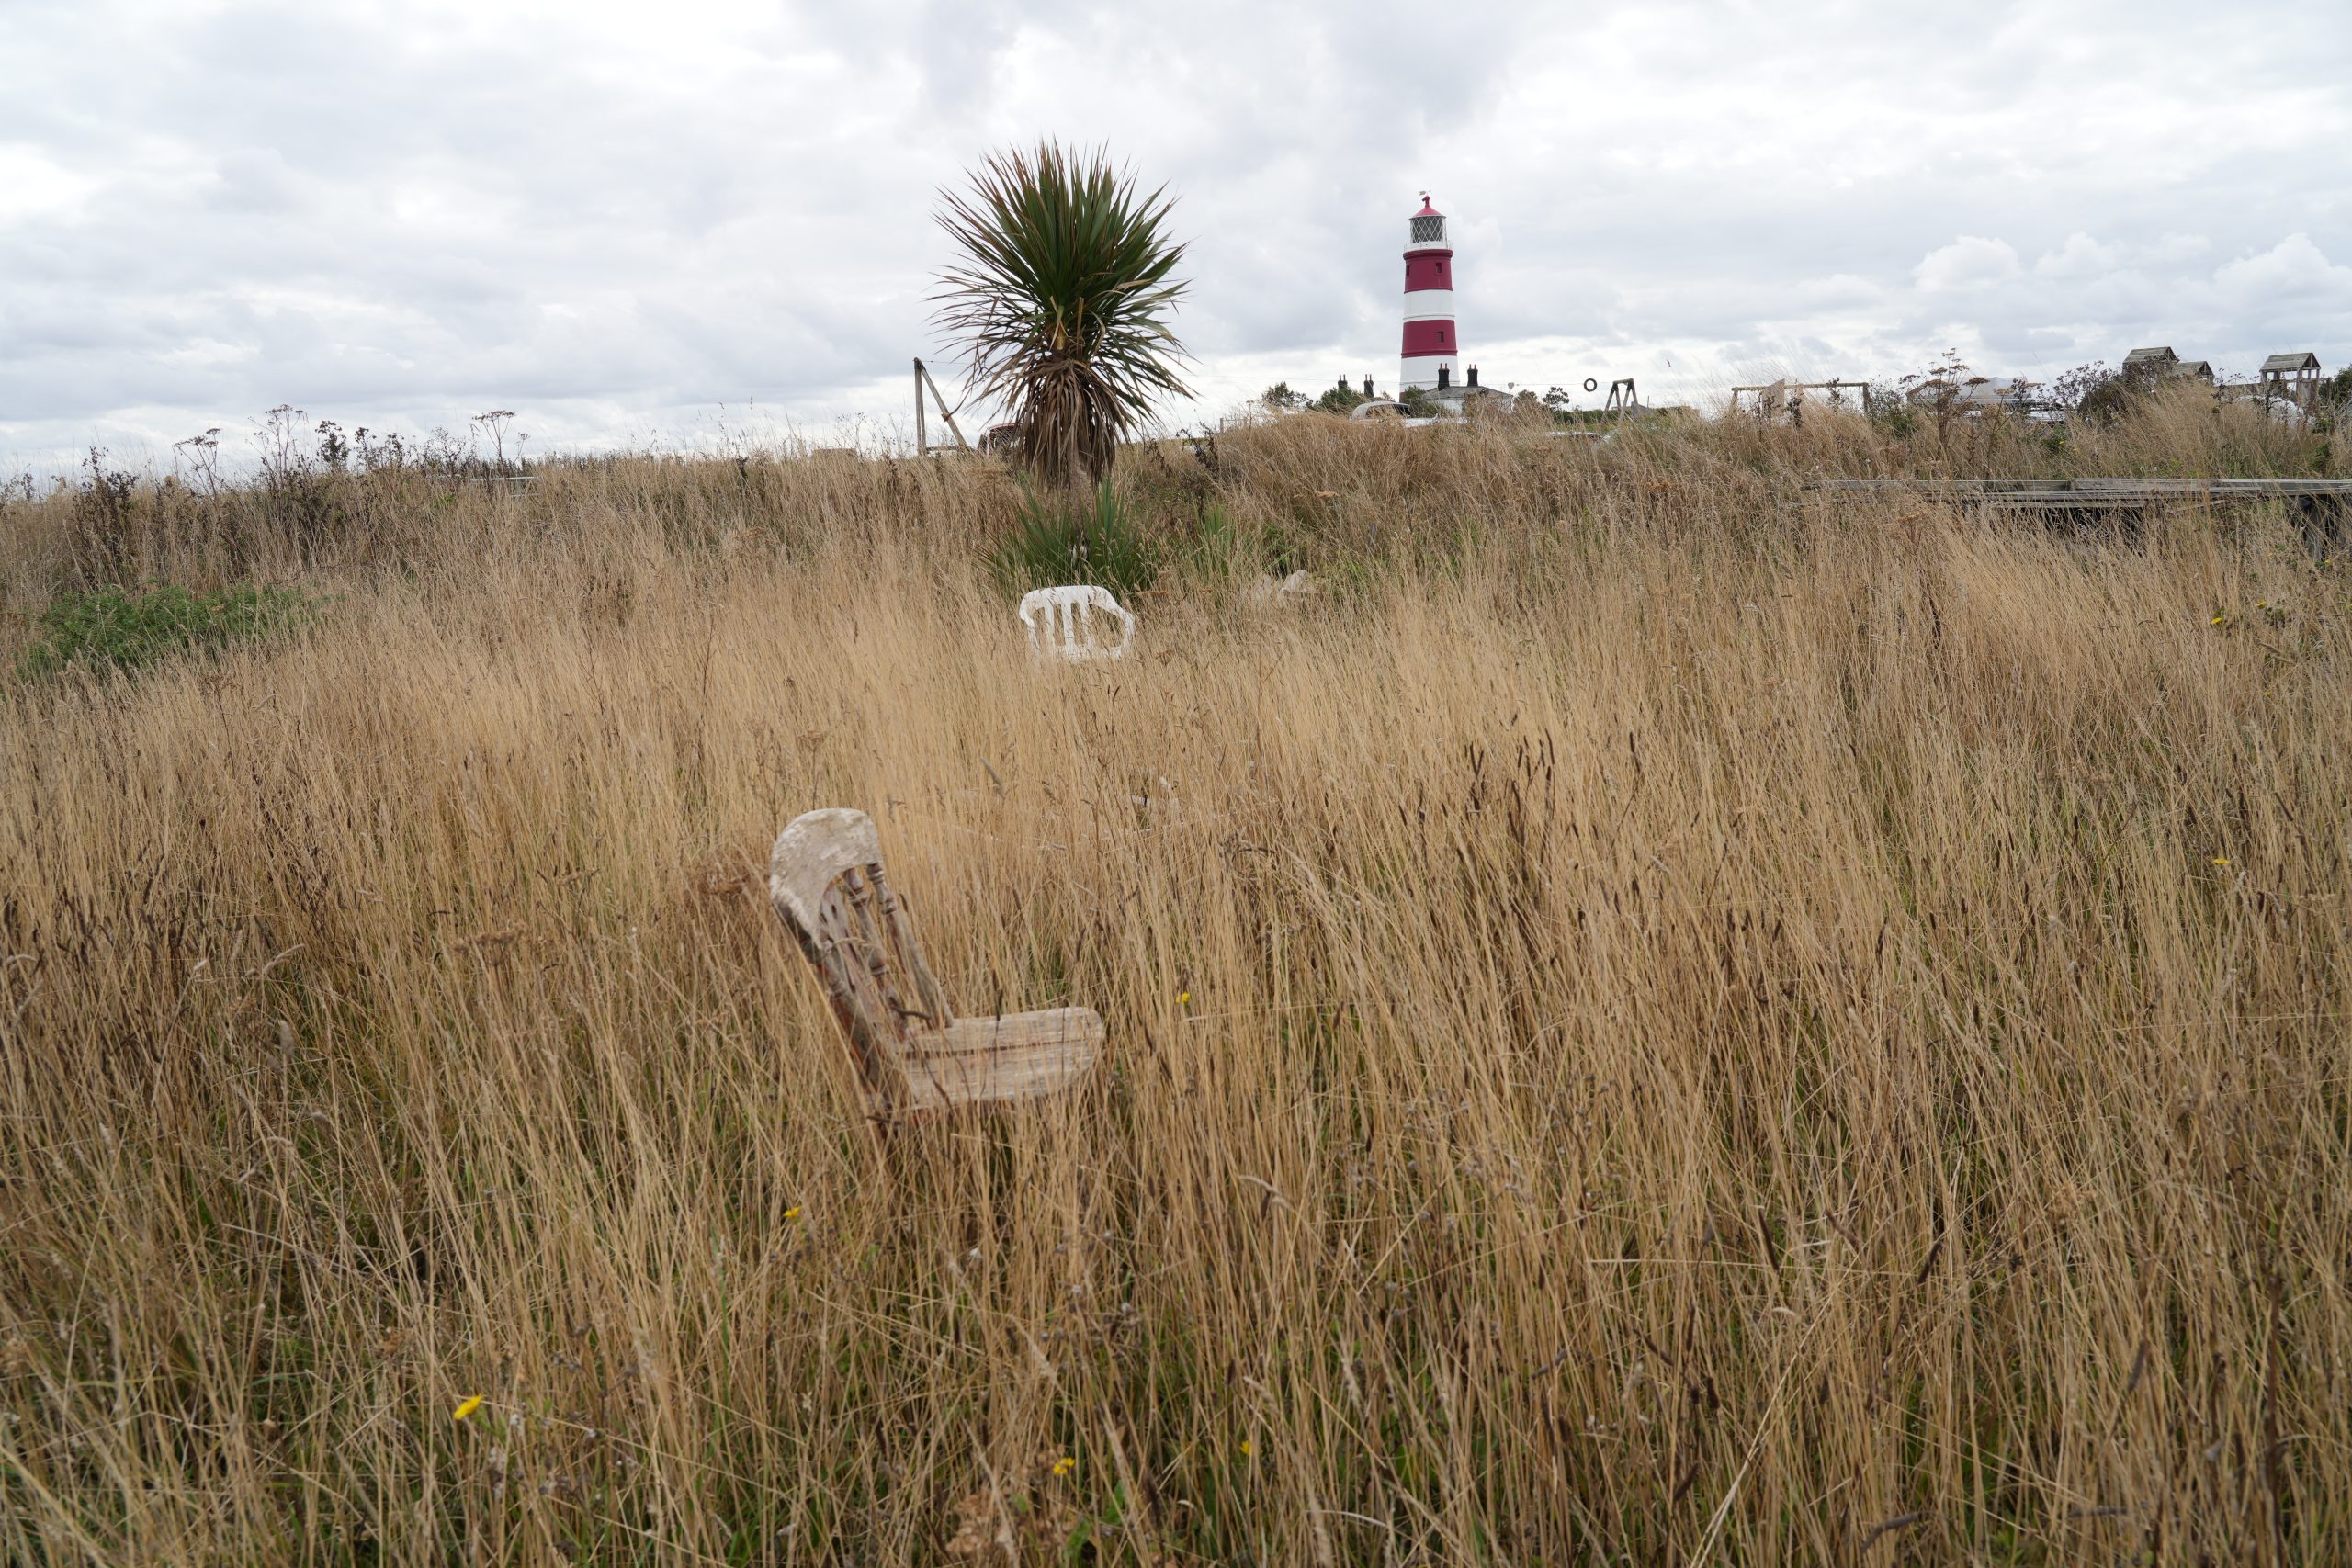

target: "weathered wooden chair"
[1018,584,1136,662]
[768,808,1103,1128]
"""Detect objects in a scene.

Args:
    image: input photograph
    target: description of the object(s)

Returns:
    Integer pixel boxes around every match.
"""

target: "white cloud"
[0,144,97,220]
[2145,232,2211,264]
[1915,237,2024,293]
[2034,233,2120,278]
[2213,233,2352,304]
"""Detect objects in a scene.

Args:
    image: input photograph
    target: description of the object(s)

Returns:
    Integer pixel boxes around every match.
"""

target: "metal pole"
[914,358,926,455]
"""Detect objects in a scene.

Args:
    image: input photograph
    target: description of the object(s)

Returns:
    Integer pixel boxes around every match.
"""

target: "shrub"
[69,448,141,587]
[1177,500,1298,584]
[1188,501,1245,579]
[19,581,320,680]
[2316,367,2352,438]
[985,481,1159,601]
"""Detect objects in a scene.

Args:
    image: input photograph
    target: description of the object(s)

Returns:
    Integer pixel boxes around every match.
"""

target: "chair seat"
[769,808,1106,1131]
[896,1007,1105,1113]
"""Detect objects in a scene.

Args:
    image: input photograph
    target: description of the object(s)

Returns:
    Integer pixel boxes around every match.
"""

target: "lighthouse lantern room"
[1399,193,1460,393]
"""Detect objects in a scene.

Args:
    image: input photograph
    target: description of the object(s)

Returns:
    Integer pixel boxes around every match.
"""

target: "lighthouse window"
[1411,215,1444,243]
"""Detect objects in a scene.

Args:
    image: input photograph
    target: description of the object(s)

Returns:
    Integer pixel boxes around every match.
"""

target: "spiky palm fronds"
[933,142,1191,490]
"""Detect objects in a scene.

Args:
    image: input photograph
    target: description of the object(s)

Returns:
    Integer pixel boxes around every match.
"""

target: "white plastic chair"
[1018,585,1136,662]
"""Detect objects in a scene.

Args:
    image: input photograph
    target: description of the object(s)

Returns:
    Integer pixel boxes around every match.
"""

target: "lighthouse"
[1399,193,1460,392]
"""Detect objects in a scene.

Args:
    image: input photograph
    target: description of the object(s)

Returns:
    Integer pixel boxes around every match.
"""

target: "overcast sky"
[5,0,2348,474]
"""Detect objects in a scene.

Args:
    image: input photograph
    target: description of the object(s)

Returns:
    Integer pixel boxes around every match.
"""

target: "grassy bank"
[2,400,2348,1562]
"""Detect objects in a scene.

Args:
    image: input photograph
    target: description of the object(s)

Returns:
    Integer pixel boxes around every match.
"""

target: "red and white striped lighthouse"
[1399,193,1459,392]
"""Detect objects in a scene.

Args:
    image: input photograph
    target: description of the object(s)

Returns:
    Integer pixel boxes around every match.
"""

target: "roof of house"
[2123,346,2178,366]
[1426,383,1515,403]
[1955,378,2038,403]
[1903,377,2030,404]
[2261,352,2321,373]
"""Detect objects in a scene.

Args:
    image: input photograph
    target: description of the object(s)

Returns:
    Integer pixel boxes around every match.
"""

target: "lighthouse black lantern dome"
[1399,193,1460,393]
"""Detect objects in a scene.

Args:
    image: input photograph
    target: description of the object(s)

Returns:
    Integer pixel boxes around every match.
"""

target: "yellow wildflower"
[2211,856,2231,867]
[452,1395,483,1422]
[1177,990,1191,1005]
[2210,615,2224,626]
[1052,1455,1076,1477]
[1240,1438,1254,1457]
[785,1206,802,1221]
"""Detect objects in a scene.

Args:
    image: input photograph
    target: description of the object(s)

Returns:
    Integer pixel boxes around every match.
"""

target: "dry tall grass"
[3,400,2349,1562]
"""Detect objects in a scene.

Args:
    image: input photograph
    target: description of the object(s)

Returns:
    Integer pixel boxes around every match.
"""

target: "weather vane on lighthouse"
[1399,192,1459,393]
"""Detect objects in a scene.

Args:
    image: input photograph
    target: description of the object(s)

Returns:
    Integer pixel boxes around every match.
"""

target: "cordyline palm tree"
[933,141,1191,491]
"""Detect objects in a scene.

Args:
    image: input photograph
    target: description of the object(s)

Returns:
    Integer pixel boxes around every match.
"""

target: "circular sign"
[1583,378,1599,393]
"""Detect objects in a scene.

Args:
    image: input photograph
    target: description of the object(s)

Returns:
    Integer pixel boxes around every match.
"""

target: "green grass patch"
[987,481,1159,601]
[19,581,321,680]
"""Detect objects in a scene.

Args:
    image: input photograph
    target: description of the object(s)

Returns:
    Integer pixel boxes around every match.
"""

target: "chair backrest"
[1018,584,1136,662]
[768,808,955,1103]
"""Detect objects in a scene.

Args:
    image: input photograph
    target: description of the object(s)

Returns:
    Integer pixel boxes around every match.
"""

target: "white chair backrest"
[1018,585,1136,662]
